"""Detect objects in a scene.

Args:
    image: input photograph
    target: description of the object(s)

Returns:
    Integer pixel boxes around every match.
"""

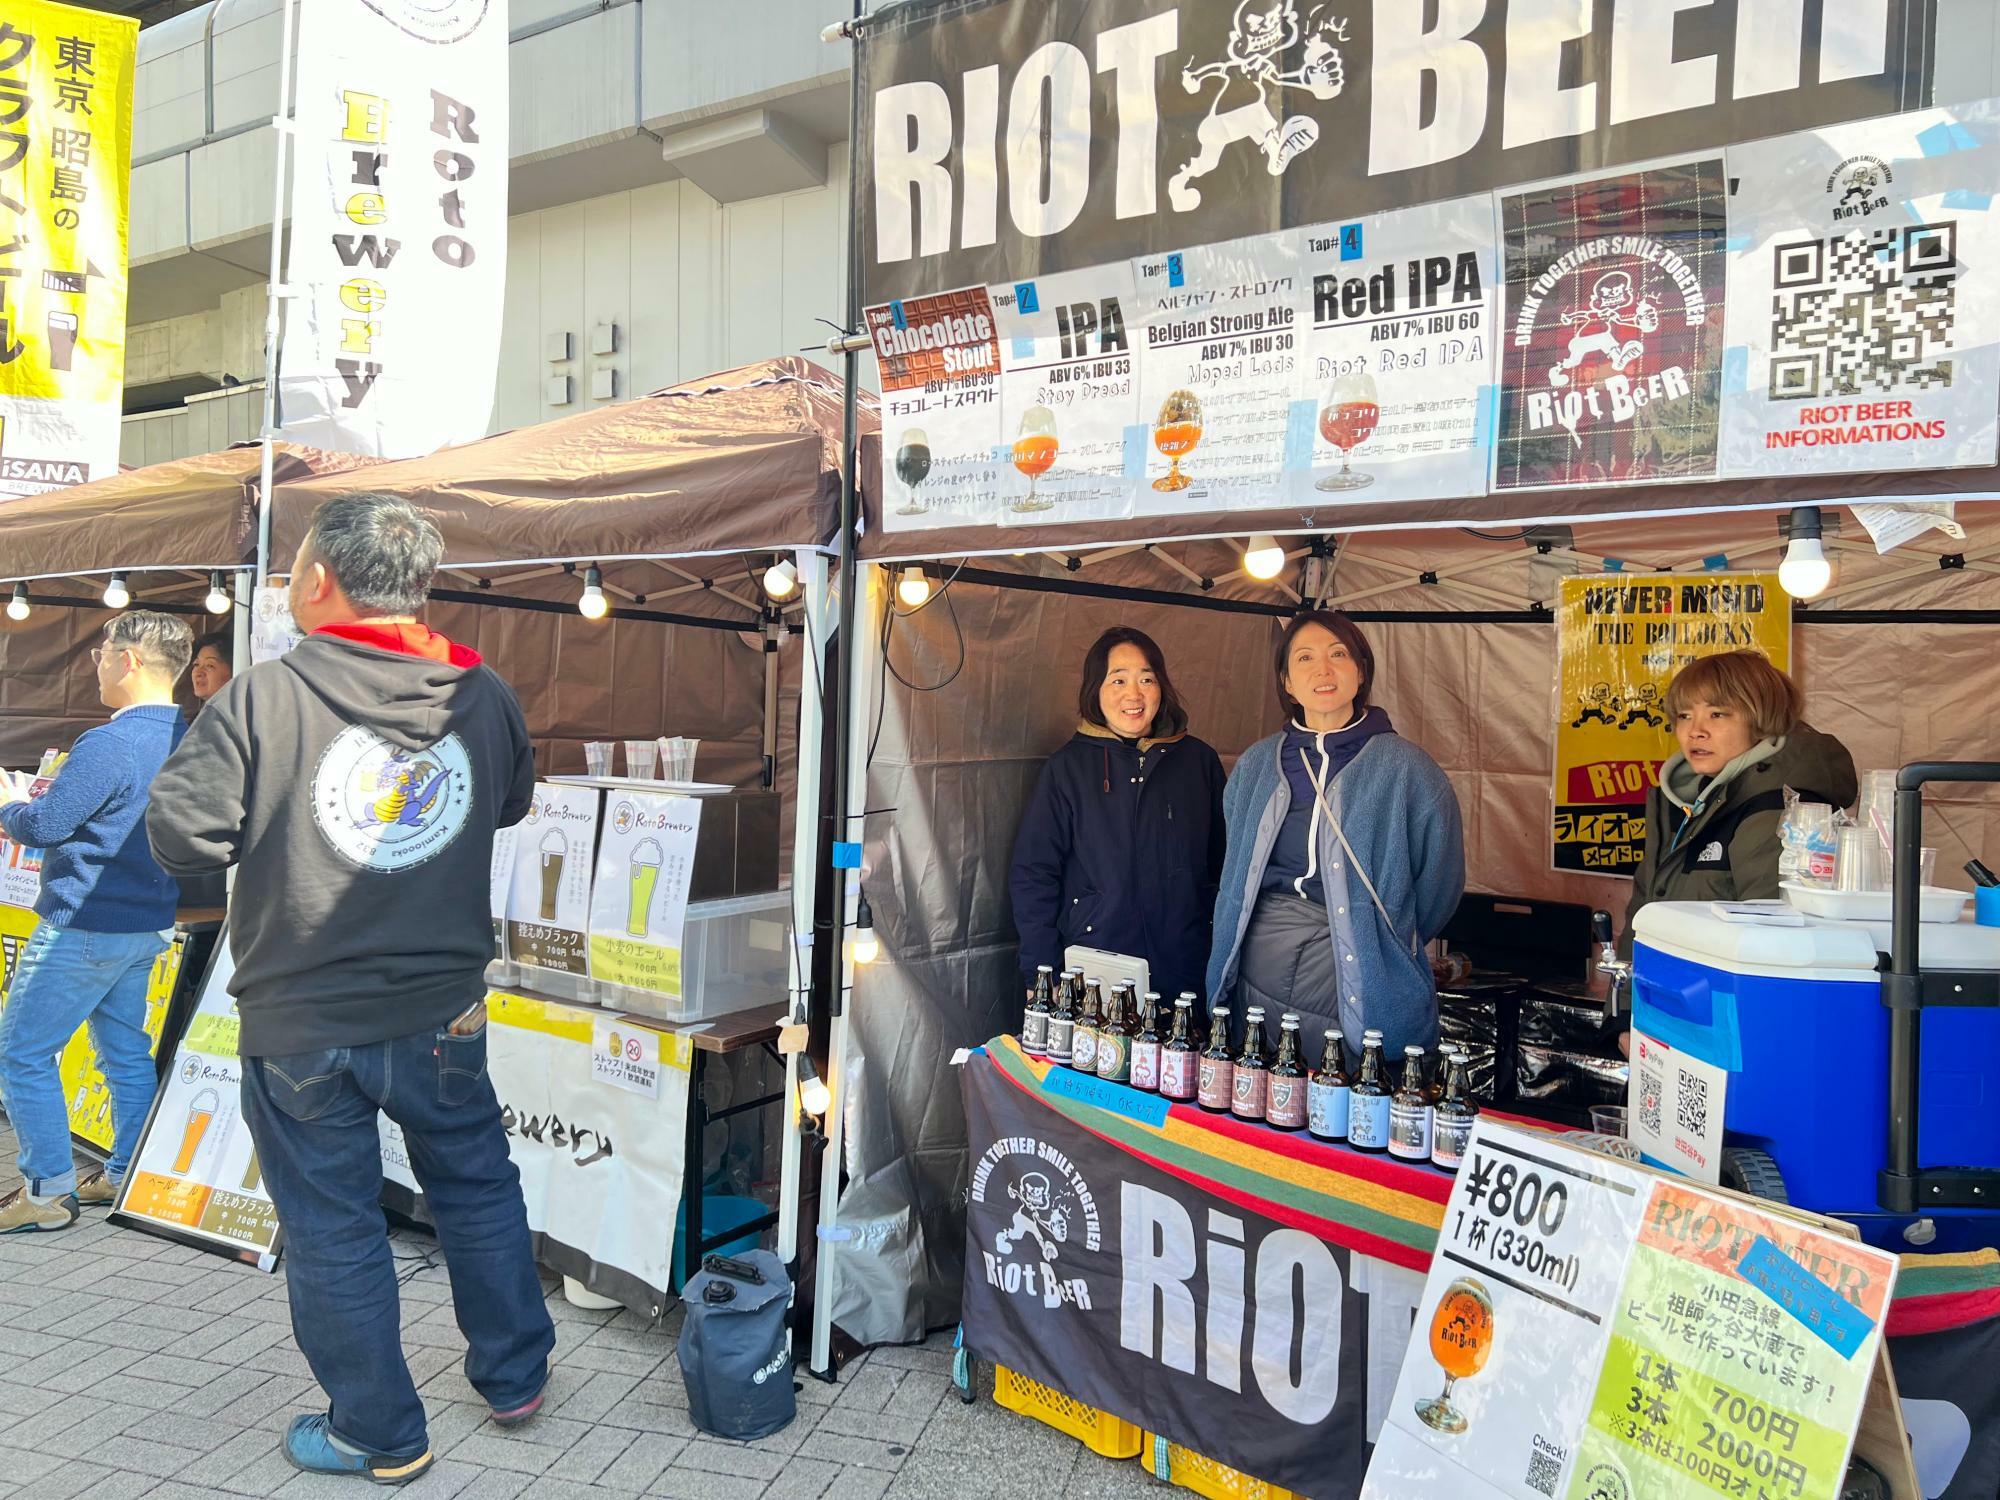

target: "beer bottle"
[1390,1044,1435,1162]
[1419,1044,1443,1106]
[1130,991,1164,1092]
[1096,983,1132,1083]
[1022,966,1054,1058]
[1348,1030,1392,1152]
[1307,1028,1351,1141]
[1432,1049,1478,1173]
[1047,971,1078,1067]
[1265,1013,1308,1130]
[1073,979,1103,1076]
[1158,995,1198,1102]
[1197,1004,1235,1112]
[1231,1006,1269,1122]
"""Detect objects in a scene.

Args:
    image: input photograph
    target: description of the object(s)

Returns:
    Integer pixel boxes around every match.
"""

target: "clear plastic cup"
[1589,1104,1629,1139]
[582,742,613,777]
[657,736,700,782]
[624,740,659,780]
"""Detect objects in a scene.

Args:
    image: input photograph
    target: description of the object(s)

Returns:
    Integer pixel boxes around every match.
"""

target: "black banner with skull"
[857,0,1932,305]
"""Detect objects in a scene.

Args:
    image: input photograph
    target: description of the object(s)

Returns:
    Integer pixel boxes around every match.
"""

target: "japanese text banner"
[0,0,135,500]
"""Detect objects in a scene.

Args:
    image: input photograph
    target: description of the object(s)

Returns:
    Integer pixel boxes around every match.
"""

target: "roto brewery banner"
[857,0,1931,304]
[0,1,136,499]
[1496,161,1728,491]
[1553,574,1789,876]
[281,0,508,458]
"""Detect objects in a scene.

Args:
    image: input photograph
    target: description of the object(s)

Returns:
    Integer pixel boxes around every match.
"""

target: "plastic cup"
[1589,1104,1629,1139]
[657,736,699,782]
[624,740,659,780]
[583,742,613,777]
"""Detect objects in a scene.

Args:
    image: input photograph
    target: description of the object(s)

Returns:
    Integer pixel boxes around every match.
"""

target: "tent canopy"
[272,358,877,575]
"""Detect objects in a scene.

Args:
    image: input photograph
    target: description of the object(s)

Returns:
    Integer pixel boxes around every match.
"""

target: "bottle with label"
[1417,1044,1443,1106]
[1307,1028,1351,1141]
[1022,966,1054,1058]
[1130,992,1163,1092]
[1432,1049,1478,1173]
[1265,1013,1308,1130]
[1197,1005,1235,1112]
[1231,1006,1269,1122]
[1348,1030,1392,1152]
[1073,979,1103,1076]
[1046,971,1078,1067]
[1158,995,1198,1101]
[1390,1044,1435,1162]
[1096,983,1132,1083]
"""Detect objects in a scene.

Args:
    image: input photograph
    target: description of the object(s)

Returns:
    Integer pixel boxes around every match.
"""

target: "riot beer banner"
[281,0,509,457]
[0,0,135,500]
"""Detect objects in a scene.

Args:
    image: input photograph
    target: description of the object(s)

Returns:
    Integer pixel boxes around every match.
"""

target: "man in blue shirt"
[0,611,192,1232]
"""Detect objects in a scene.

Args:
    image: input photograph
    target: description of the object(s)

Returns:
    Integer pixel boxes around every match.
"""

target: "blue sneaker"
[283,1414,433,1486]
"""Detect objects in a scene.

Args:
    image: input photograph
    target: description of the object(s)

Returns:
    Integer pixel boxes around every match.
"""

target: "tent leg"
[762,610,781,792]
[810,562,883,1378]
[254,0,300,589]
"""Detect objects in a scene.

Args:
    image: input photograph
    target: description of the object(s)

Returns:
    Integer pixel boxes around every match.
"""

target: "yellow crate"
[992,1365,1142,1459]
[1141,1432,1302,1500]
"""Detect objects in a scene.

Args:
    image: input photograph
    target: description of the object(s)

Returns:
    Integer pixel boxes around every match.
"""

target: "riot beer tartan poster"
[1495,161,1729,491]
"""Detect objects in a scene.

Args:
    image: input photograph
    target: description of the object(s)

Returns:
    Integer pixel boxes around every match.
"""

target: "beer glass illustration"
[895,427,932,515]
[242,1148,262,1193]
[1316,369,1380,491]
[1152,389,1203,492]
[626,838,663,937]
[1011,405,1059,513]
[1416,1275,1495,1433]
[173,1088,220,1176]
[537,829,568,920]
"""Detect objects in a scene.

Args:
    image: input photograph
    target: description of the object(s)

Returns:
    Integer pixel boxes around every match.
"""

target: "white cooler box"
[604,888,792,1024]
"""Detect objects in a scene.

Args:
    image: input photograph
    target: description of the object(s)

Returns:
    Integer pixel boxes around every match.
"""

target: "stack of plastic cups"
[583,742,614,777]
[657,736,700,782]
[625,739,660,780]
[1858,770,1898,891]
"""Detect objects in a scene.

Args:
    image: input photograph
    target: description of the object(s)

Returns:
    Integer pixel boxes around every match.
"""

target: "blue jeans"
[0,924,166,1196]
[239,1021,555,1459]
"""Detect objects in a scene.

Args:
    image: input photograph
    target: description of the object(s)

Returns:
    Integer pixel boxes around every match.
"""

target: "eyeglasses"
[89,646,133,666]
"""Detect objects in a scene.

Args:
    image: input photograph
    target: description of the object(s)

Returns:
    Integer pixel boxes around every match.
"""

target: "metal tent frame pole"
[254,0,300,590]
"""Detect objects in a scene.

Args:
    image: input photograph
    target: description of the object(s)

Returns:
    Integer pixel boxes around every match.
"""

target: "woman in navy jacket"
[1009,627,1227,1002]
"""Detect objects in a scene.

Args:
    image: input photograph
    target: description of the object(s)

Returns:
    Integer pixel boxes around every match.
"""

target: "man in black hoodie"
[149,493,555,1486]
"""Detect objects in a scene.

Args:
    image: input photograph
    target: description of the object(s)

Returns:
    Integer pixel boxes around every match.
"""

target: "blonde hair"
[1663,651,1803,742]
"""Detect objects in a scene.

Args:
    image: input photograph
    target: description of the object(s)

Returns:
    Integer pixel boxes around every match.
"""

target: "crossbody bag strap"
[1297,747,1419,958]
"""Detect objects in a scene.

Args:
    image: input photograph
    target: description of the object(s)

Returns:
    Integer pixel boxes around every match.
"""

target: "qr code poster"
[864,286,1006,532]
[1494,160,1729,491]
[1628,1029,1727,1186]
[1719,102,2000,478]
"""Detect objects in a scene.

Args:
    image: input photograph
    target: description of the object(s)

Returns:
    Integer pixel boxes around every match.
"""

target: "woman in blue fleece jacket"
[1206,611,1465,1060]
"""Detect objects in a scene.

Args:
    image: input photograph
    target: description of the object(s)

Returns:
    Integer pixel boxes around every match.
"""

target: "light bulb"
[205,571,232,615]
[852,922,879,965]
[578,565,610,620]
[1243,536,1286,581]
[5,584,27,622]
[102,573,129,610]
[763,558,799,599]
[798,1057,831,1118]
[897,565,931,608]
[1778,507,1831,600]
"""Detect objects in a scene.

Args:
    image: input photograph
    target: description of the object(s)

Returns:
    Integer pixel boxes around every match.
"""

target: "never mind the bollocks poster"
[1497,161,1728,491]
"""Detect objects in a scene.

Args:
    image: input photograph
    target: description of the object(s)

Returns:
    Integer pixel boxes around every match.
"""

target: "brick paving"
[0,1122,1158,1499]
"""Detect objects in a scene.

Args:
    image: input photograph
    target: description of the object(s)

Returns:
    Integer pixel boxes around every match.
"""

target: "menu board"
[587,791,701,995]
[504,782,599,981]
[868,286,1007,531]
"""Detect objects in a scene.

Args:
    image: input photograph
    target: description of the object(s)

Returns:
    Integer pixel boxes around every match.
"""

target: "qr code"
[1677,1070,1710,1138]
[1638,1067,1663,1139]
[1768,221,1959,400]
[1525,1446,1562,1497]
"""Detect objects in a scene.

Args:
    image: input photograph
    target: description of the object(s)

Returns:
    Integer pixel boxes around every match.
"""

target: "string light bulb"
[763,558,799,600]
[577,565,610,620]
[102,573,130,610]
[1778,506,1832,600]
[1243,536,1286,581]
[851,893,879,965]
[897,565,931,609]
[798,1055,831,1118]
[5,584,27,622]
[205,571,232,615]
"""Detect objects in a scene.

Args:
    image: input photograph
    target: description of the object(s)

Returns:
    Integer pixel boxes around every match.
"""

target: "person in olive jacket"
[1624,649,1858,951]
[1009,627,1226,1002]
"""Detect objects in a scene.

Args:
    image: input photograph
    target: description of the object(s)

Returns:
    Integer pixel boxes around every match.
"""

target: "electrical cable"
[1459,527,1535,542]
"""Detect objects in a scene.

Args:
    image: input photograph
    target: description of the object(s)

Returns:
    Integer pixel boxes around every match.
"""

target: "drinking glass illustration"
[1316,370,1380,491]
[538,830,568,920]
[1011,406,1059,512]
[895,428,932,515]
[173,1089,219,1176]
[627,838,663,937]
[1152,389,1202,492]
[1416,1276,1494,1433]
[242,1149,262,1193]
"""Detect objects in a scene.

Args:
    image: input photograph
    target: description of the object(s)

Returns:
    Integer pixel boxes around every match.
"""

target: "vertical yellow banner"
[0,0,136,498]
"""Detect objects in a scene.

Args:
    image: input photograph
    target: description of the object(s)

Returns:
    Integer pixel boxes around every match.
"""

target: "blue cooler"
[1631,902,2000,1250]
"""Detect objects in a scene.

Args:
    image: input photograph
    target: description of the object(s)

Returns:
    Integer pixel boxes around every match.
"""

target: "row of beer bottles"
[1018,965,1478,1172]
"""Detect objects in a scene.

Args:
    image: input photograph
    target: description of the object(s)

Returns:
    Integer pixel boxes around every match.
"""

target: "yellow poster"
[0,0,136,498]
[0,903,183,1149]
[1553,573,1790,875]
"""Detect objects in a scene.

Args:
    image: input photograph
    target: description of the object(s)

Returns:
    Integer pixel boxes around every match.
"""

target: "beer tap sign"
[587,792,701,998]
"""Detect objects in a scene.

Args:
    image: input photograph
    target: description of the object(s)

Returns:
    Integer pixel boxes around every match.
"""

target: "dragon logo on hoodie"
[312,725,475,872]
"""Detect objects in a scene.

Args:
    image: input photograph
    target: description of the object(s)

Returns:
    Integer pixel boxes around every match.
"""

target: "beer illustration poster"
[1496,160,1729,490]
[1552,573,1789,876]
[991,263,1140,524]
[1364,1121,1653,1500]
[587,791,701,995]
[1128,233,1299,512]
[506,782,600,979]
[1286,194,1500,505]
[865,285,1007,531]
[1719,102,2000,479]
